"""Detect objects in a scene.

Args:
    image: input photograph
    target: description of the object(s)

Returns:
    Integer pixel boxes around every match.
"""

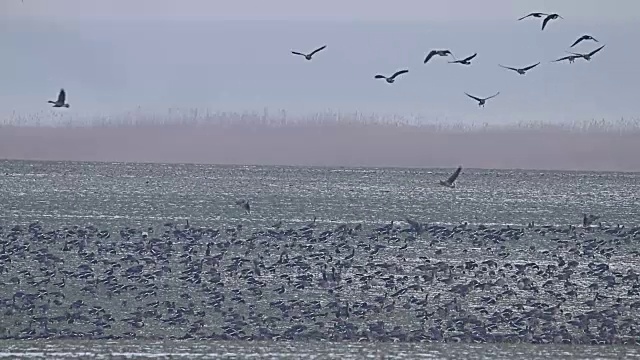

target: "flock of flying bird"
[290,11,605,108]
[47,11,605,111]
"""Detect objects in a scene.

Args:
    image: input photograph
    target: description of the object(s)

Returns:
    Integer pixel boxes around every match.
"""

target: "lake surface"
[0,160,639,359]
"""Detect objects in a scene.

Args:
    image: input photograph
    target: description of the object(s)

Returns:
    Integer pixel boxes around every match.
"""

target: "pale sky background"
[1,0,639,125]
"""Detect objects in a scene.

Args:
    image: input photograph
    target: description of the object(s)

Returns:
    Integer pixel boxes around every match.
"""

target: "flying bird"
[424,50,453,64]
[465,92,500,107]
[449,53,477,65]
[439,166,462,188]
[568,44,605,61]
[583,213,600,227]
[541,13,563,31]
[551,54,580,64]
[291,45,327,60]
[236,199,251,214]
[48,89,70,108]
[518,12,548,21]
[499,62,540,75]
[570,35,598,48]
[374,69,409,84]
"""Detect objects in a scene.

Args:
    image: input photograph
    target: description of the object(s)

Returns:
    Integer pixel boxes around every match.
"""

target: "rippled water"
[1,160,639,359]
[0,340,639,359]
[1,160,638,228]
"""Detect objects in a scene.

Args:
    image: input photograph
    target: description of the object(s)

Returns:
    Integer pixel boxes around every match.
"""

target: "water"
[0,160,639,359]
[1,160,638,228]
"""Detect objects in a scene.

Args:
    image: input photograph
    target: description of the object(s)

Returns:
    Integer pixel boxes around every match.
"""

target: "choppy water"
[1,160,639,359]
[1,160,638,228]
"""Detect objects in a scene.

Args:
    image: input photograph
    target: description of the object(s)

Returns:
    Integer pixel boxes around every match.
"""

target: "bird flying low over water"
[499,62,540,75]
[568,45,605,61]
[449,53,477,65]
[440,166,462,188]
[236,199,251,214]
[291,45,327,60]
[424,50,453,64]
[48,88,70,108]
[374,69,409,84]
[518,12,548,21]
[583,213,600,227]
[570,35,598,48]
[465,92,500,107]
[541,13,563,30]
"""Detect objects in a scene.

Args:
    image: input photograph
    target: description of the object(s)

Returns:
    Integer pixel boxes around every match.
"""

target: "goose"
[568,44,605,61]
[464,92,500,107]
[518,12,548,21]
[440,166,462,188]
[291,45,327,61]
[448,53,477,65]
[499,62,540,75]
[570,35,598,48]
[48,89,70,108]
[424,50,452,64]
[374,69,409,84]
[541,13,563,31]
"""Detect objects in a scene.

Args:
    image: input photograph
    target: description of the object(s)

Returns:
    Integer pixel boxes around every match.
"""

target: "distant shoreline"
[1,119,639,172]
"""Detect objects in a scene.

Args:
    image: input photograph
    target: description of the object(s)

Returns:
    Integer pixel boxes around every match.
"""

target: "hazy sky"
[1,0,639,125]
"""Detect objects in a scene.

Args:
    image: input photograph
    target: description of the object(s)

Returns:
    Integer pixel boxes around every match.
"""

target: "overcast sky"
[1,0,639,125]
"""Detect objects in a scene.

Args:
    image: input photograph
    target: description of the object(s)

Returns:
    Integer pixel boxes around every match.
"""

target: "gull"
[570,35,598,48]
[499,62,540,75]
[374,69,409,84]
[541,13,563,31]
[518,12,548,21]
[440,166,462,188]
[551,54,580,64]
[449,53,477,65]
[48,89,70,108]
[568,44,605,61]
[424,50,452,64]
[464,92,500,107]
[291,45,327,60]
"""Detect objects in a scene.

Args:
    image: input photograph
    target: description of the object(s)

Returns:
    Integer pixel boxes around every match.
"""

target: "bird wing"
[541,16,552,30]
[485,92,500,100]
[291,51,305,56]
[552,55,571,62]
[570,37,584,48]
[463,53,478,62]
[309,45,327,56]
[57,89,66,103]
[517,13,532,20]
[374,75,387,79]
[588,45,605,57]
[522,62,541,71]
[390,69,408,79]
[446,166,463,184]
[424,50,437,64]
[465,93,482,102]
[499,64,518,72]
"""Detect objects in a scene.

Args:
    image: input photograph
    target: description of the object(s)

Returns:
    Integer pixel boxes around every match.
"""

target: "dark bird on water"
[424,50,453,64]
[291,45,327,60]
[518,12,548,21]
[465,92,500,107]
[236,199,251,214]
[440,166,462,188]
[48,89,70,108]
[568,45,605,61]
[541,13,563,31]
[374,69,409,84]
[570,35,598,48]
[499,62,540,75]
[449,53,477,65]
